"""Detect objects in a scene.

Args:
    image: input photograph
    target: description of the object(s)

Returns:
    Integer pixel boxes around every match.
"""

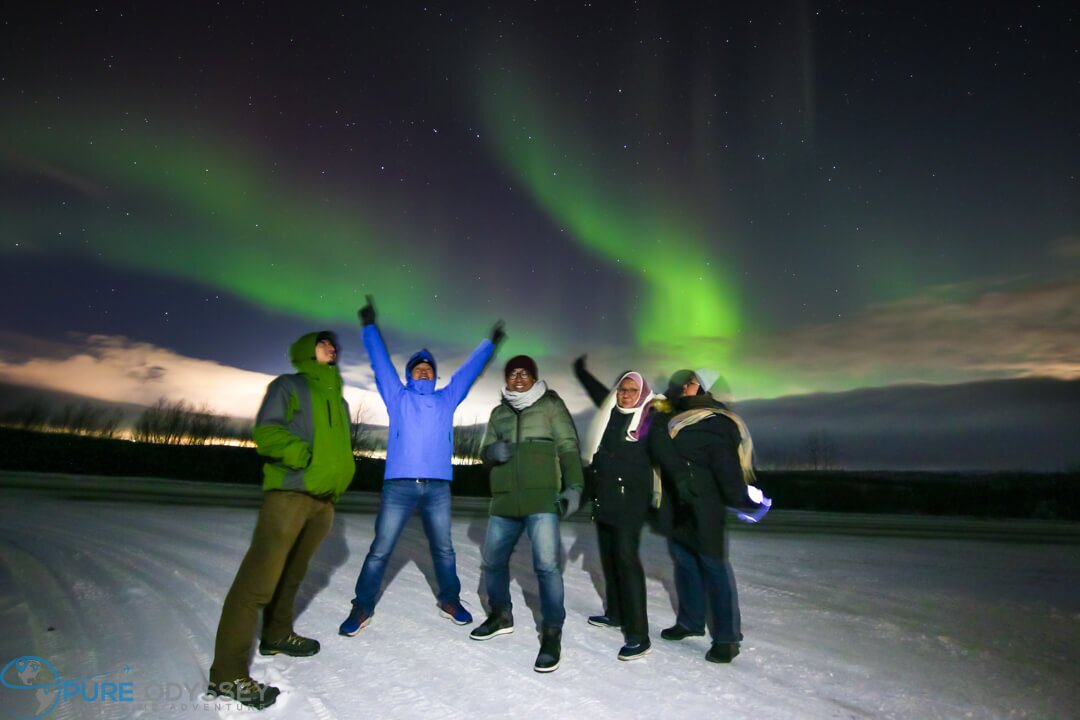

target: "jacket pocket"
[516,441,559,490]
[489,465,512,495]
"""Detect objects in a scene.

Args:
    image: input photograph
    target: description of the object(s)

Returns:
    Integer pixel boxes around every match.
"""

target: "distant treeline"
[1,428,1077,520]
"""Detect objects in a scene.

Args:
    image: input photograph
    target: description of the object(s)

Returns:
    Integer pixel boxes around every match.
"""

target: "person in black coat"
[648,369,770,664]
[573,355,663,661]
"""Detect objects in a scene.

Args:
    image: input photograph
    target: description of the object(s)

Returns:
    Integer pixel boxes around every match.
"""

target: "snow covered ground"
[1,475,1078,719]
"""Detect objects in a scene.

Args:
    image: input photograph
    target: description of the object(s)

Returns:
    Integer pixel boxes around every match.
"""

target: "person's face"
[410,362,434,381]
[616,378,642,408]
[506,367,535,393]
[681,376,700,397]
[314,339,337,365]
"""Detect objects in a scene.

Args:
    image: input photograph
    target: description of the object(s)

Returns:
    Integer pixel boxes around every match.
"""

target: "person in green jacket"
[208,331,356,710]
[469,355,584,674]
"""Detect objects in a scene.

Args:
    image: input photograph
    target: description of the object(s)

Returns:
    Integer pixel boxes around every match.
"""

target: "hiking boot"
[439,600,474,625]
[470,611,514,640]
[207,677,280,710]
[534,626,562,673]
[705,642,740,664]
[338,606,372,637]
[587,614,621,629]
[259,631,320,657]
[660,624,705,641]
[617,638,652,661]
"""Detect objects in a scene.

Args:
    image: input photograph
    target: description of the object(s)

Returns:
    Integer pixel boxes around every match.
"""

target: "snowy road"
[1,476,1078,719]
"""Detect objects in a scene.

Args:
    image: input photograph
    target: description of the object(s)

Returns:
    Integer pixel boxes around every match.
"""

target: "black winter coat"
[589,408,655,528]
[650,399,754,557]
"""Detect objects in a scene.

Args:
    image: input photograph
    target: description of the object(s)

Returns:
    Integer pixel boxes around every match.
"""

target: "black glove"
[557,487,582,518]
[573,354,586,375]
[358,295,376,326]
[487,440,512,464]
[490,319,506,345]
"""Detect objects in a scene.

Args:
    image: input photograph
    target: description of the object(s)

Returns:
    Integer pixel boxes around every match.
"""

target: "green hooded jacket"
[480,390,584,517]
[252,332,356,501]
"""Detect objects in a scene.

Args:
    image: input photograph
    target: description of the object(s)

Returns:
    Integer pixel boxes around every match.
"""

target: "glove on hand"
[572,354,587,375]
[358,295,377,326]
[557,487,582,519]
[490,320,506,345]
[487,440,512,464]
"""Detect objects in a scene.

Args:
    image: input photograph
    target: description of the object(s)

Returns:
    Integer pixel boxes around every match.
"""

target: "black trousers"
[596,520,649,642]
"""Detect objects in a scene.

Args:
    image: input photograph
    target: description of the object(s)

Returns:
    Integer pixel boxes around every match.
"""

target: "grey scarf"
[502,380,548,411]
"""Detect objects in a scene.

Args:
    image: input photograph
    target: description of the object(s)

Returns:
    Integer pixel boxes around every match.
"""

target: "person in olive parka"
[470,355,585,674]
[208,331,356,710]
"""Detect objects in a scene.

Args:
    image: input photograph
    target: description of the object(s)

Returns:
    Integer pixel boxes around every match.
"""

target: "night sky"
[0,2,1076,426]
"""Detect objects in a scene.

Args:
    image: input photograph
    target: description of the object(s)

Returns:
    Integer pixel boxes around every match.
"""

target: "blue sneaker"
[618,638,652,661]
[438,601,473,625]
[339,606,372,636]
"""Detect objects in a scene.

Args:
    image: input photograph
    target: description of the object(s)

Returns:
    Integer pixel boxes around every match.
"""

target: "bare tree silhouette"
[805,428,838,471]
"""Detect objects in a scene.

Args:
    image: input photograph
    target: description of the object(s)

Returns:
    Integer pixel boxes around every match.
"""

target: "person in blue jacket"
[340,296,504,636]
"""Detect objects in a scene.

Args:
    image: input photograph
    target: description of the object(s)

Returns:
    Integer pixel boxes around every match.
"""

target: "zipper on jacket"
[327,399,333,426]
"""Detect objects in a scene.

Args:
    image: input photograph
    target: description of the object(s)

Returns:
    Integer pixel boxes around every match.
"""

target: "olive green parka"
[480,389,584,517]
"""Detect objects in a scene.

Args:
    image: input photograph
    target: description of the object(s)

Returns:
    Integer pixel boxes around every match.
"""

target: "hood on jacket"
[289,331,343,381]
[405,348,437,378]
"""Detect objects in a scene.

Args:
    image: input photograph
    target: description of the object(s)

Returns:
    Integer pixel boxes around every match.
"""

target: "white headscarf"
[582,371,655,464]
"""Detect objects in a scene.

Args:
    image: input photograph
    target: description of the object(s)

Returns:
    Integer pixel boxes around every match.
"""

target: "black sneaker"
[587,614,621,629]
[660,624,705,641]
[705,642,740,664]
[534,627,562,673]
[207,677,280,710]
[617,638,652,661]
[259,631,320,657]
[470,612,514,640]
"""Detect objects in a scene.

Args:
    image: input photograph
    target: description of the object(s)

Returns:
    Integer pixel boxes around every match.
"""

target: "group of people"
[206,299,771,710]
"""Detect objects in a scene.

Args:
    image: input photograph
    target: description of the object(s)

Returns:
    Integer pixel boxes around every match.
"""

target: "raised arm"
[572,354,609,407]
[361,323,402,406]
[444,338,495,408]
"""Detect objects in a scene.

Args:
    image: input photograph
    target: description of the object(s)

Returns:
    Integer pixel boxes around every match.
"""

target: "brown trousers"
[209,490,334,682]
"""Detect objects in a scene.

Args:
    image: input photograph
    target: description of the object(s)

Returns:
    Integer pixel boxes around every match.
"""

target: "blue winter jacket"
[363,324,495,481]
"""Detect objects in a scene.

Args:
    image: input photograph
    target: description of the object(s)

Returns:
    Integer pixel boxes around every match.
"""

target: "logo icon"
[1,656,133,719]
[0,656,61,720]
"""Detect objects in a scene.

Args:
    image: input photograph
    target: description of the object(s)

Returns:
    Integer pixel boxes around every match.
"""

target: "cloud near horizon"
[0,333,387,423]
[738,275,1080,395]
[1,273,1076,422]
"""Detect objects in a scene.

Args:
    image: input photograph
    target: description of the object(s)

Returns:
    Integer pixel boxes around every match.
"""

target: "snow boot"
[470,611,514,640]
[534,626,562,673]
[587,614,621,629]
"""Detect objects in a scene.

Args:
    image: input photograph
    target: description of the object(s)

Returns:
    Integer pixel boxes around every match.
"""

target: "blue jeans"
[481,513,565,629]
[352,479,460,611]
[669,538,742,644]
